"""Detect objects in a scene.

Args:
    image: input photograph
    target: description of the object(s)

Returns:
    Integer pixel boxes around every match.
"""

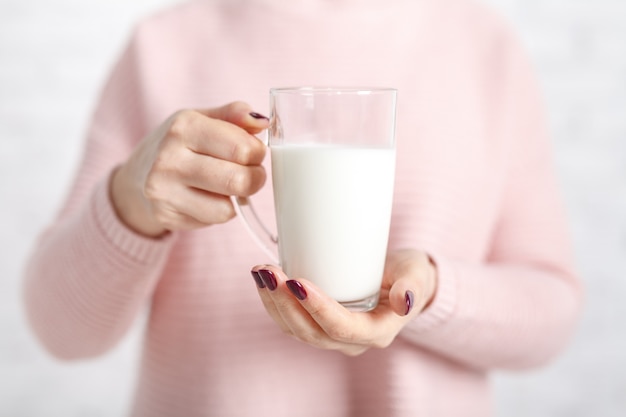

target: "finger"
[149,183,236,228]
[200,101,270,135]
[388,275,417,317]
[176,150,267,197]
[254,266,354,351]
[384,250,438,316]
[285,277,394,347]
[170,109,266,166]
[250,266,294,337]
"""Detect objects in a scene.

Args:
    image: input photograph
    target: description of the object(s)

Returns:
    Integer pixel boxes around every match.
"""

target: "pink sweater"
[23,0,583,416]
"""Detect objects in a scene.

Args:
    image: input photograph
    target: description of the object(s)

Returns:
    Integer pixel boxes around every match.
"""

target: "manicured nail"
[286,280,308,301]
[249,112,269,121]
[251,270,265,289]
[405,290,415,315]
[258,269,277,291]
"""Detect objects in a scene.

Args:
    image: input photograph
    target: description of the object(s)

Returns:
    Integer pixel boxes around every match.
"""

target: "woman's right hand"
[111,102,269,237]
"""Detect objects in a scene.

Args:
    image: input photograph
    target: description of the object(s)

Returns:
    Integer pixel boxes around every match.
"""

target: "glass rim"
[270,86,397,95]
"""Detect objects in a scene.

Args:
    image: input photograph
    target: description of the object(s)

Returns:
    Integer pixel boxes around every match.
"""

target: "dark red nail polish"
[405,291,415,315]
[286,280,307,301]
[258,269,277,291]
[249,112,269,121]
[251,270,265,289]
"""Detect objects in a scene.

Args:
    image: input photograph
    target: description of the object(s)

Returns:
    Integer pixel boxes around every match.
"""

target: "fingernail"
[251,270,265,289]
[258,269,277,291]
[286,280,307,301]
[405,291,415,316]
[249,112,269,121]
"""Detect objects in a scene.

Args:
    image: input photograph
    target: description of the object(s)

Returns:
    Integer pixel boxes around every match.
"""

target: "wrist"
[109,165,168,238]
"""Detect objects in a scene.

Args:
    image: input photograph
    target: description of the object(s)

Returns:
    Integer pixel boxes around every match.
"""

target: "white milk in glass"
[271,144,396,303]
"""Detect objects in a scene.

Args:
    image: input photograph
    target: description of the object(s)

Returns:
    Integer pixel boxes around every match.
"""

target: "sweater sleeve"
[22,28,176,360]
[399,28,583,371]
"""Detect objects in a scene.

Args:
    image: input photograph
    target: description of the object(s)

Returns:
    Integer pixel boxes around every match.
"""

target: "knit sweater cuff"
[91,176,177,266]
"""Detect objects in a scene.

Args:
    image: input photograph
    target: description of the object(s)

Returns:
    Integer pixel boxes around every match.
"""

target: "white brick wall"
[1,1,624,416]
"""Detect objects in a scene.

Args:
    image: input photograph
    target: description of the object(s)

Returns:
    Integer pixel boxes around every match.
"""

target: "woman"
[23,0,583,415]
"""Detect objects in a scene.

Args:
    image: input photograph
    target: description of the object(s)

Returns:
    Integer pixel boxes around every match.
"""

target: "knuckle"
[143,174,163,202]
[225,168,252,196]
[212,199,236,224]
[168,109,195,139]
[244,167,266,194]
[227,100,249,114]
[143,156,175,194]
[151,156,170,176]
[230,140,254,165]
[218,101,251,126]
[231,135,265,166]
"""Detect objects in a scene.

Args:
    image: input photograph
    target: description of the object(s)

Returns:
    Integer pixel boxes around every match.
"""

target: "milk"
[271,144,396,303]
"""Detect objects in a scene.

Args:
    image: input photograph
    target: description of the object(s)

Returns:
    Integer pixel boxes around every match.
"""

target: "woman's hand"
[251,249,438,356]
[111,102,269,237]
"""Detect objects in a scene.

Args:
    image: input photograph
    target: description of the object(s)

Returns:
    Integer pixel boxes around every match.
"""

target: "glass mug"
[232,87,397,311]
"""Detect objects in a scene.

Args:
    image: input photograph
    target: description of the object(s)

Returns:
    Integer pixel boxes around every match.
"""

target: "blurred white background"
[1,0,624,416]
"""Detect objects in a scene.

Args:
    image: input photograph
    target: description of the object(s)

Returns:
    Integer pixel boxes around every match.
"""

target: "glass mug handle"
[230,195,279,264]
[229,129,279,264]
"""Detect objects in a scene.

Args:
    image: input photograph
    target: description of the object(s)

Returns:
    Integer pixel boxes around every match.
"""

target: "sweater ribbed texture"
[23,1,583,416]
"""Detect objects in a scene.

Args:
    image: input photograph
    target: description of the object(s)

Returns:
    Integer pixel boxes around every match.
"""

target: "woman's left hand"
[251,249,438,356]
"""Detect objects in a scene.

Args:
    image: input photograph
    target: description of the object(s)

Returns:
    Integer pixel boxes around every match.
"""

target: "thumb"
[385,250,438,317]
[200,101,269,134]
[388,275,417,317]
